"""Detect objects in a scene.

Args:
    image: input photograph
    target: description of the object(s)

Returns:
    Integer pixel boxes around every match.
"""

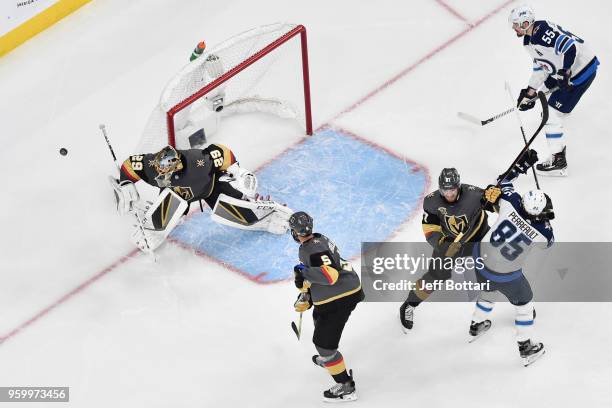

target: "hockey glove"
[514,149,539,174]
[483,185,502,204]
[294,291,312,312]
[294,263,307,289]
[556,69,572,90]
[109,177,141,216]
[517,87,536,111]
[444,241,462,258]
[501,149,539,181]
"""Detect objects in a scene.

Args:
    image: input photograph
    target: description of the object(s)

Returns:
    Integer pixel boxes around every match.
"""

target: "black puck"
[59,148,68,156]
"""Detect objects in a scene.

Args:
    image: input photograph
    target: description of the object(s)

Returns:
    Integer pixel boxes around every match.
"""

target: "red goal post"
[137,23,313,154]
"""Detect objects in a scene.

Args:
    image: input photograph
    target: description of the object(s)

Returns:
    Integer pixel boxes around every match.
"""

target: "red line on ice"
[434,0,472,26]
[328,0,514,122]
[0,0,513,345]
[0,249,140,345]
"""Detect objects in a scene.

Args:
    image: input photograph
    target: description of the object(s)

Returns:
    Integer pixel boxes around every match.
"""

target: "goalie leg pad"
[211,193,292,234]
[131,188,188,253]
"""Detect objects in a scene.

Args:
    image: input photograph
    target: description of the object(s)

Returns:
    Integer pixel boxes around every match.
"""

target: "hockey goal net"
[136,23,312,154]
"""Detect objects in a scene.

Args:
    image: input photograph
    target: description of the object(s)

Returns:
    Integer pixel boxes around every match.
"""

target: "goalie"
[109,143,292,254]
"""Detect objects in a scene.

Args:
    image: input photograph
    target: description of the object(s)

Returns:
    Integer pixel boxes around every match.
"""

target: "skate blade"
[522,349,546,367]
[323,392,358,403]
[468,329,489,343]
[536,168,568,177]
[400,323,413,334]
[399,311,413,334]
[468,321,491,343]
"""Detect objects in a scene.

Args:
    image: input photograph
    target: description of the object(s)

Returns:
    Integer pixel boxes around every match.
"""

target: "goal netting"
[135,23,312,154]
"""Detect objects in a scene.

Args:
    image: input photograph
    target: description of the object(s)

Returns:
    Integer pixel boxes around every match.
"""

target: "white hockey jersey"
[476,181,554,277]
[524,20,599,90]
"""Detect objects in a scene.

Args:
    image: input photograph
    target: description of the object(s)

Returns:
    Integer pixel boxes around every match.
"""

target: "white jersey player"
[509,5,599,176]
[469,171,554,366]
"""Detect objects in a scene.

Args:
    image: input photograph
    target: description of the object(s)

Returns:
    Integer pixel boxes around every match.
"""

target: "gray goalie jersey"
[120,143,237,202]
[299,233,361,306]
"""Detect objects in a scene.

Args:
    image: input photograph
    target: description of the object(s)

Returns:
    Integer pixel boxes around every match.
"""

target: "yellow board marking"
[1,0,92,57]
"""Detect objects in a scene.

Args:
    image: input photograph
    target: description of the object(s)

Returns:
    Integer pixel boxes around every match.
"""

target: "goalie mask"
[153,145,183,187]
[289,211,313,242]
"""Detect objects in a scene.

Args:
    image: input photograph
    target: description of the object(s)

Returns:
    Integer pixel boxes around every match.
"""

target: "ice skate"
[536,147,567,176]
[468,319,491,343]
[323,370,357,403]
[399,302,414,333]
[518,339,545,367]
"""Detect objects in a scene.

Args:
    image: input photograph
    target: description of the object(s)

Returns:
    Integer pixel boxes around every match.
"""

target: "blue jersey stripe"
[557,36,570,54]
[572,57,600,85]
[561,38,574,54]
[515,320,534,326]
[554,34,566,54]
[546,133,563,139]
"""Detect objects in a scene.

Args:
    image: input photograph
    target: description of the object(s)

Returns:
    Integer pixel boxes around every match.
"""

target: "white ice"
[1,0,611,407]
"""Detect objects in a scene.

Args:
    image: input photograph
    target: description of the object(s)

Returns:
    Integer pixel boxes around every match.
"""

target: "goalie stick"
[505,81,540,189]
[448,91,549,252]
[99,124,155,258]
[458,88,555,127]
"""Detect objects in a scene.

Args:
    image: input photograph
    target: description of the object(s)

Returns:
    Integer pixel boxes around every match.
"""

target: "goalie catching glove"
[109,177,141,215]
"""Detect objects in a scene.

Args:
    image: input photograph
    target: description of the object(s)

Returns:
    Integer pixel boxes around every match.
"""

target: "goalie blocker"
[112,143,292,254]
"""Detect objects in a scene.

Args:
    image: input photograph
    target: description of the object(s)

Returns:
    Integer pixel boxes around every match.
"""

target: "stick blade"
[457,111,484,126]
[291,321,300,339]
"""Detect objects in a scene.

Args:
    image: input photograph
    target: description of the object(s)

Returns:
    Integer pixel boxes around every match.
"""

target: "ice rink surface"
[1,0,611,406]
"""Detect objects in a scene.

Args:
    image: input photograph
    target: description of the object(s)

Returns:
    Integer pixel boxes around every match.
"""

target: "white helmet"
[521,189,547,216]
[508,5,535,32]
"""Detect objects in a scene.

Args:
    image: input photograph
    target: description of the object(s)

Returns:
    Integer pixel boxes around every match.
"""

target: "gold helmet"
[153,145,183,187]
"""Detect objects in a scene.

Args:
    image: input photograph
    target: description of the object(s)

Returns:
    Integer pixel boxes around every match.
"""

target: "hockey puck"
[59,148,68,156]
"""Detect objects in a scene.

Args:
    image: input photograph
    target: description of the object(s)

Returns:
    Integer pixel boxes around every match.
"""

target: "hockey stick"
[99,124,154,256]
[458,88,555,127]
[291,312,303,340]
[497,91,549,184]
[449,91,549,251]
[458,107,515,126]
[505,81,540,189]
